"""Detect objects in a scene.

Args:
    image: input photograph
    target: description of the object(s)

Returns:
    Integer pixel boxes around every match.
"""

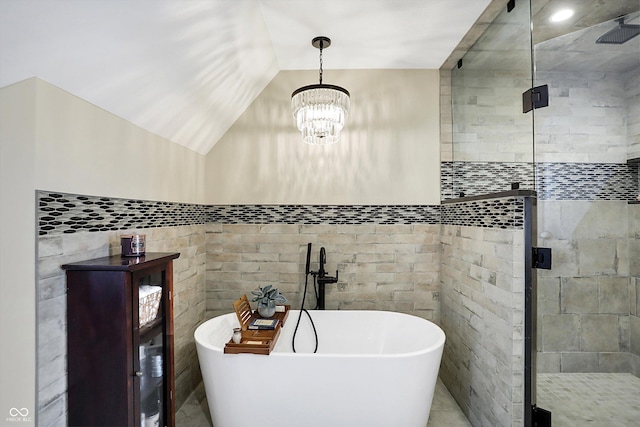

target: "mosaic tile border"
[441,161,638,201]
[206,205,440,225]
[38,192,206,236]
[37,192,528,236]
[441,161,535,200]
[441,197,524,229]
[537,162,638,201]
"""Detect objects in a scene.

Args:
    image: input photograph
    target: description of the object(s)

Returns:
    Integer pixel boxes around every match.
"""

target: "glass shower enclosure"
[448,0,640,425]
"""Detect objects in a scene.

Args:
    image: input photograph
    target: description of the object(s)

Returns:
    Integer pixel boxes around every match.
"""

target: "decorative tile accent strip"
[440,161,455,200]
[442,161,638,201]
[441,197,524,229]
[38,191,206,236]
[537,162,637,201]
[441,161,535,200]
[37,192,529,235]
[206,205,441,225]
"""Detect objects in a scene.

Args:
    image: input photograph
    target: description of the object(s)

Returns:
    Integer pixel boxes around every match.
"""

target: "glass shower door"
[532,3,640,425]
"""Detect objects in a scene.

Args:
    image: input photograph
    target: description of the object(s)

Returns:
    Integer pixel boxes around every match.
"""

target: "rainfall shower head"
[596,17,640,44]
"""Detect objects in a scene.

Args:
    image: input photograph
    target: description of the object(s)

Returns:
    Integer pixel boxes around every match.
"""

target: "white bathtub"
[194,310,445,427]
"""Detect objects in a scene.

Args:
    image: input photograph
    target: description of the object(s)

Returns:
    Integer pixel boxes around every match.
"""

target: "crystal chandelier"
[291,36,350,145]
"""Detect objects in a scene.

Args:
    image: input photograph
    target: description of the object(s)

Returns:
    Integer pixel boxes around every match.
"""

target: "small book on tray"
[248,318,279,330]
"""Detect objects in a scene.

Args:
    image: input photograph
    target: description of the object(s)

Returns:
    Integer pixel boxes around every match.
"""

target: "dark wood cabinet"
[62,252,180,427]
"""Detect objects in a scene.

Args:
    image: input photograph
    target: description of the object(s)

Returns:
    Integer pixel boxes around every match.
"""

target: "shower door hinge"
[523,84,549,113]
[532,247,552,269]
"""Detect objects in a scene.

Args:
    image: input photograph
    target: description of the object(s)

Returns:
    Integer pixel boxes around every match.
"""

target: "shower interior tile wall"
[627,70,640,159]
[630,205,640,376]
[531,65,640,376]
[536,200,638,375]
[452,68,533,163]
[535,70,634,163]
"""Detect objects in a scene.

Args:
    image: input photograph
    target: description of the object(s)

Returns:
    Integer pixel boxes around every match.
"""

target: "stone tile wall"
[535,71,630,164]
[451,66,534,164]
[205,223,442,322]
[533,70,637,377]
[627,69,640,160]
[37,225,206,426]
[440,218,526,427]
[630,205,640,376]
[536,200,634,374]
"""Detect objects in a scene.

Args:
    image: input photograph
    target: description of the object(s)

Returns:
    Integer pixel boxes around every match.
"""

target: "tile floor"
[176,377,471,427]
[178,373,640,426]
[537,373,640,427]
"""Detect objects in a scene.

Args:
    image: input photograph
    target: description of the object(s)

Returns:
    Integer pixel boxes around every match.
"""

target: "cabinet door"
[67,270,134,426]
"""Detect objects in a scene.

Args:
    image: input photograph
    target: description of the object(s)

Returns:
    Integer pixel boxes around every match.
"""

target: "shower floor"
[537,373,640,427]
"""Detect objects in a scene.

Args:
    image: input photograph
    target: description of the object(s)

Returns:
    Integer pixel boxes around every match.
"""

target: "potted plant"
[251,285,287,318]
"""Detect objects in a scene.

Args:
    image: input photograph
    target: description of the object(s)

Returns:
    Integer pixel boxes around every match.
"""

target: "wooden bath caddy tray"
[224,294,290,355]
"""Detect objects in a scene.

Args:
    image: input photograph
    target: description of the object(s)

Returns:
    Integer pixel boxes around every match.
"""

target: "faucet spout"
[316,247,338,310]
[318,247,327,279]
[317,247,338,285]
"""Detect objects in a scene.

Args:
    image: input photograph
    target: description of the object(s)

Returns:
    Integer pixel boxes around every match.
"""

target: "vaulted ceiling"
[2,0,636,155]
[0,0,491,155]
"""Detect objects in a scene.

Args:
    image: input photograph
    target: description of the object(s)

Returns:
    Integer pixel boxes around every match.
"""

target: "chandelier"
[291,36,350,145]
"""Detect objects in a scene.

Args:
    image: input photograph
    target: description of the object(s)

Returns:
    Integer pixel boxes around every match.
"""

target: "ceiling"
[532,0,640,73]
[453,0,640,73]
[531,0,640,45]
[535,11,640,73]
[0,0,492,155]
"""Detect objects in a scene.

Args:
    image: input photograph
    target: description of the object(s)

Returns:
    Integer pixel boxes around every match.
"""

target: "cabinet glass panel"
[140,332,164,427]
[138,270,165,330]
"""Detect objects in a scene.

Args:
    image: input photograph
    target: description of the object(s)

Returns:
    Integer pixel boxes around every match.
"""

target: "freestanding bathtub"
[194,310,445,427]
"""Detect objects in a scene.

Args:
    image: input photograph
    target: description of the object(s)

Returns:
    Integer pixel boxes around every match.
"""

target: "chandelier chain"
[319,40,323,85]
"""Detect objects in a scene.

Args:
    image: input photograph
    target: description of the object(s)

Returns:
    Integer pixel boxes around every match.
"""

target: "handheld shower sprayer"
[293,242,318,353]
[305,242,312,276]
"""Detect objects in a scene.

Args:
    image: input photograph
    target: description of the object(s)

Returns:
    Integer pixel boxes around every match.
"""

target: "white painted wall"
[205,69,441,205]
[0,77,206,424]
[0,78,37,426]
[33,79,206,203]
